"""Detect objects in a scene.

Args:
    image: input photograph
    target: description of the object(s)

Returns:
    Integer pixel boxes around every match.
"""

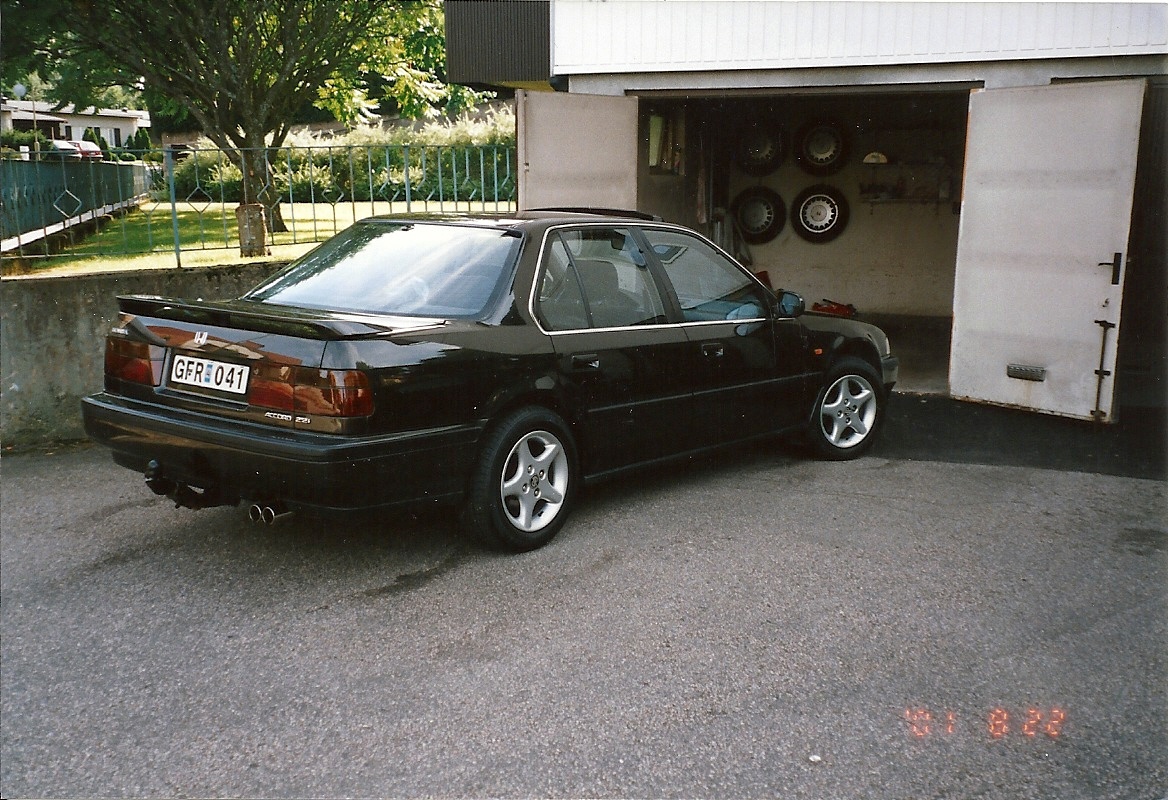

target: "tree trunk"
[238,147,269,256]
[235,204,268,257]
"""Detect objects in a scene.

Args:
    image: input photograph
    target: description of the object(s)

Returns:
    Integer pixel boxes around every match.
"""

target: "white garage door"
[517,90,639,212]
[950,79,1146,422]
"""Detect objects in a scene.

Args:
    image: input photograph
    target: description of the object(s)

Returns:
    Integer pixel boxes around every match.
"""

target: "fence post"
[451,147,458,211]
[403,145,412,213]
[365,146,375,219]
[165,146,183,268]
[478,148,486,213]
[285,147,297,243]
[493,145,500,210]
[348,147,357,225]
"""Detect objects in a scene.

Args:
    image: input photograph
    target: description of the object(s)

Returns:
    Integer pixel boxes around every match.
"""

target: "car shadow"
[875,394,1166,481]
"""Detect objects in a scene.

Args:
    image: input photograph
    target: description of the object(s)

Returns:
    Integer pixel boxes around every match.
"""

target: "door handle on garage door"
[570,354,601,370]
[702,343,724,358]
[1098,252,1122,285]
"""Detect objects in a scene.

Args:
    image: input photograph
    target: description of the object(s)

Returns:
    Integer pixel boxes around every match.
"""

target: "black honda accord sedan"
[82,210,898,551]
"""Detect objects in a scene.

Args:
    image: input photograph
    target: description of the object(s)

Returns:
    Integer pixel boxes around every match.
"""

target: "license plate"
[170,354,250,395]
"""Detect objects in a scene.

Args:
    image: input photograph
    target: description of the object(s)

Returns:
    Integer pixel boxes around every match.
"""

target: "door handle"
[702,343,724,358]
[1098,252,1122,286]
[570,354,601,370]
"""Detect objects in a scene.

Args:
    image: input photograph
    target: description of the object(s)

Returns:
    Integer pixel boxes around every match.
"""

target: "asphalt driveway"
[2,396,1165,799]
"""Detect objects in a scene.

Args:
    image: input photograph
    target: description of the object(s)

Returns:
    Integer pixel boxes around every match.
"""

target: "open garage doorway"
[636,89,971,394]
[517,83,1163,415]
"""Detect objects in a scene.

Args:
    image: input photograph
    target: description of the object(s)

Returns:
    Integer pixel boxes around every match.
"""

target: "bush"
[128,129,152,151]
[1,129,48,151]
[162,106,518,205]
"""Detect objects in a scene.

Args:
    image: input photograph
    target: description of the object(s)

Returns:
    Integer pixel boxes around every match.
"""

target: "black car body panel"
[83,393,478,510]
[82,213,899,518]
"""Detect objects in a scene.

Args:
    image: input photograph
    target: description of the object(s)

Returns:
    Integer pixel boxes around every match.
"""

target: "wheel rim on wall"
[796,121,849,176]
[730,186,786,244]
[791,184,849,243]
[736,122,785,176]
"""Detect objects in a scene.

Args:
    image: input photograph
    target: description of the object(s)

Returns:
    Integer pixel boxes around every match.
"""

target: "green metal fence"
[1,157,153,246]
[1,142,518,263]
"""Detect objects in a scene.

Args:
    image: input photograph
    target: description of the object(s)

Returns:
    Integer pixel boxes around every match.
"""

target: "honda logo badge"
[193,331,209,346]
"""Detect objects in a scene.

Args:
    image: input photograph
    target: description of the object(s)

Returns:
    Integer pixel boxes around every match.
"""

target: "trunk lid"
[108,296,444,432]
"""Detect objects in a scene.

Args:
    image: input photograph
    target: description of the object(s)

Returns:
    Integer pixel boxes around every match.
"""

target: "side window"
[642,229,767,322]
[536,235,589,331]
[536,227,668,330]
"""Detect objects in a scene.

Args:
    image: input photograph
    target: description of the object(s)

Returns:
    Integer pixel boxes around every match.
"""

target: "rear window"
[246,222,521,318]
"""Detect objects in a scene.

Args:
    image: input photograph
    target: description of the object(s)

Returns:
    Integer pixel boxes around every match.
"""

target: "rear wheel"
[808,357,885,459]
[466,407,576,551]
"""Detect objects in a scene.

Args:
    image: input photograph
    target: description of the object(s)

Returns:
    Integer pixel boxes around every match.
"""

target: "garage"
[452,0,1167,421]
[635,90,969,322]
[636,90,971,398]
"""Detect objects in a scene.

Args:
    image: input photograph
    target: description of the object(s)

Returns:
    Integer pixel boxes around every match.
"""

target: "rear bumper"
[81,393,481,511]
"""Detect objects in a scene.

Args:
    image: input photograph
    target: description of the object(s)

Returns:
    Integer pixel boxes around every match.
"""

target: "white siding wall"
[554,1,1168,74]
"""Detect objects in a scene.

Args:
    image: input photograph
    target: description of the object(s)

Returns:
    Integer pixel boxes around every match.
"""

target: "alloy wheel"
[499,429,569,533]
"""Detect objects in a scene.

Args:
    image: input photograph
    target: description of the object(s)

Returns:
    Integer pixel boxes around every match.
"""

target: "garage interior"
[634,84,1166,411]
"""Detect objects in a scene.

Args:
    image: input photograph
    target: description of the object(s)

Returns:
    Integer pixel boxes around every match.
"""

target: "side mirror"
[776,290,805,318]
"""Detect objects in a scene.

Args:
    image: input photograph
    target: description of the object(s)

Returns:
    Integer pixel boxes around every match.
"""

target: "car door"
[534,226,692,475]
[638,227,808,446]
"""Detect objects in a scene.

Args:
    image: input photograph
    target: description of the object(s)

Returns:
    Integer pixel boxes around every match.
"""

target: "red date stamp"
[904,707,1066,739]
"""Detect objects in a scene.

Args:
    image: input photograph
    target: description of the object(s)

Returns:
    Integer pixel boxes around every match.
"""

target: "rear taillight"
[248,366,373,418]
[248,365,296,411]
[294,368,375,417]
[105,338,164,386]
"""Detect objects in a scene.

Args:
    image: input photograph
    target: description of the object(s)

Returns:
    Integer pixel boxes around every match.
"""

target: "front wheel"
[808,357,885,459]
[466,407,576,551]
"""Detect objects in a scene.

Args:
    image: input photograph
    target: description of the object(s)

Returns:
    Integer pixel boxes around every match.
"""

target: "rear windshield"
[246,222,521,318]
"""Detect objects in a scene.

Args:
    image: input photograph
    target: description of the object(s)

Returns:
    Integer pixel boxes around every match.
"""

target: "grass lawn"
[13,199,517,276]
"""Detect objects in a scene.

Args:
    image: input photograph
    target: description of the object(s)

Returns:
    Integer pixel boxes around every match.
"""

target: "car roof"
[355,208,666,234]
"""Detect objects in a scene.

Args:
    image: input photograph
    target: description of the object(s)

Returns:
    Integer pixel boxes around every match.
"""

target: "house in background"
[1,99,150,147]
[446,0,1167,423]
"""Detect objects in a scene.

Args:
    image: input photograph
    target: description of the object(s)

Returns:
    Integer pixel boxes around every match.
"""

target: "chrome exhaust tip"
[261,505,293,525]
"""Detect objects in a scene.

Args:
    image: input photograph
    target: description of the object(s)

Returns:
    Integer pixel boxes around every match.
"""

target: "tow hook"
[144,460,176,497]
[143,460,238,510]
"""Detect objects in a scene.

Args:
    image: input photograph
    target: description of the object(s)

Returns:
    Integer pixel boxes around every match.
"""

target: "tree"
[7,0,486,256]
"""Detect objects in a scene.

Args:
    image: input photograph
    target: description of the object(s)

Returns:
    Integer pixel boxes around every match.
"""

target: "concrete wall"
[1,263,287,448]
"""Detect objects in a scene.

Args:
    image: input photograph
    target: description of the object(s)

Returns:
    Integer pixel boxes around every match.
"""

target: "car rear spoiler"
[116,295,441,339]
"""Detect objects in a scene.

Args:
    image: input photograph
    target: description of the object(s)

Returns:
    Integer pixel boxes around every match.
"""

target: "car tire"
[791,184,849,243]
[736,122,785,176]
[731,186,786,245]
[808,357,885,460]
[466,407,577,551]
[795,121,849,176]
